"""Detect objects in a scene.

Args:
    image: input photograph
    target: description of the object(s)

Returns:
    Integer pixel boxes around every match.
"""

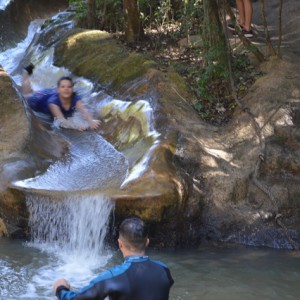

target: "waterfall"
[26,194,114,268]
[0,0,11,10]
[0,19,43,83]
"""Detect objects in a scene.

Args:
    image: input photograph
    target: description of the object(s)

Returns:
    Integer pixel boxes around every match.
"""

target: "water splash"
[13,131,128,193]
[0,19,43,80]
[23,193,115,299]
[0,0,11,10]
[26,193,114,267]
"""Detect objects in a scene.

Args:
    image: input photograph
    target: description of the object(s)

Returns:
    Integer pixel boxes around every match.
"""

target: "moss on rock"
[55,30,156,89]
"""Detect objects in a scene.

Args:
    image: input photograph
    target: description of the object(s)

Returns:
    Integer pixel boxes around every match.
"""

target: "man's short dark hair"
[119,217,148,252]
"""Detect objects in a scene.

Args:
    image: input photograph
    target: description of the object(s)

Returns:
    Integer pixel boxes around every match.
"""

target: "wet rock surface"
[0,67,29,236]
[0,68,69,237]
[2,1,300,248]
[0,0,68,51]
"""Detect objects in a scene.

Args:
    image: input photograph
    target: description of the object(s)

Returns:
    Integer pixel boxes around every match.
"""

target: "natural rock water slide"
[12,130,129,196]
[2,1,300,249]
[0,5,174,247]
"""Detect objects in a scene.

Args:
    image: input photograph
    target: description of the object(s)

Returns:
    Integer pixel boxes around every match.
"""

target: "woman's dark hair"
[119,217,148,251]
[57,76,74,87]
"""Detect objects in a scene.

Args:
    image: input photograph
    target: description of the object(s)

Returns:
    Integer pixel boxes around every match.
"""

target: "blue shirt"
[27,89,81,118]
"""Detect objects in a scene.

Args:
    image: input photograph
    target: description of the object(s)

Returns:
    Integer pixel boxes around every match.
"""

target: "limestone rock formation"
[0,67,30,237]
[53,29,300,248]
[0,67,69,237]
[2,0,300,248]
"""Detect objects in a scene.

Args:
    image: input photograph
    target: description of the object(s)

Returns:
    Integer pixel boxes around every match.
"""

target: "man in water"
[53,217,174,300]
[21,63,101,130]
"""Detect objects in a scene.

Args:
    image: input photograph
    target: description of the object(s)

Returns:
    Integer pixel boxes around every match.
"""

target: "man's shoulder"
[91,262,131,285]
[149,259,169,269]
[109,261,132,276]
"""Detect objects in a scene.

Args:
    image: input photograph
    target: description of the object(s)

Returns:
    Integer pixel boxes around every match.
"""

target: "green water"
[1,238,300,300]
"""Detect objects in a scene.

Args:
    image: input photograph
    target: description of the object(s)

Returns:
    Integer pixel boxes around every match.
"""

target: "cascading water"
[0,0,11,10]
[3,193,115,300]
[26,194,114,266]
[0,5,164,299]
[13,130,129,192]
[0,10,128,298]
[0,19,43,82]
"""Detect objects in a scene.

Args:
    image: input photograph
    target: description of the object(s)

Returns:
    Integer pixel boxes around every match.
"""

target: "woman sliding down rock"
[21,63,101,131]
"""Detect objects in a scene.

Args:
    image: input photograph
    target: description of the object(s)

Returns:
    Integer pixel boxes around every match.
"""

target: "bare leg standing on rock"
[236,0,253,31]
[233,0,254,38]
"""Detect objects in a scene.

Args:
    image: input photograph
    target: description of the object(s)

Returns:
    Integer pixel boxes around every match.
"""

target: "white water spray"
[26,194,114,268]
[0,19,43,81]
[21,194,115,299]
[0,0,11,10]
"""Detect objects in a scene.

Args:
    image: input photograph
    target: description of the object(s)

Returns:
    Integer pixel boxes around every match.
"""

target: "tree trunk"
[99,0,107,29]
[87,0,97,29]
[171,0,181,18]
[123,0,144,43]
[277,0,283,57]
[203,0,224,48]
[260,0,276,56]
[202,0,228,74]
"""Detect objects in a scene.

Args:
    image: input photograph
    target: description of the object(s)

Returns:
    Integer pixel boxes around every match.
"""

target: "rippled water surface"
[1,239,300,300]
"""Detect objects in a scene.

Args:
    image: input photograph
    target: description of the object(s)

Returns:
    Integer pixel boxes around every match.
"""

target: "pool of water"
[1,238,300,300]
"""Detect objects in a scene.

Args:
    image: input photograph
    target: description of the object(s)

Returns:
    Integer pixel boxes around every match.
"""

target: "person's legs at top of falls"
[235,0,253,37]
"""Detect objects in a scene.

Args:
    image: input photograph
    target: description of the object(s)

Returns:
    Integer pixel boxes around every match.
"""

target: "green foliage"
[138,0,174,33]
[179,0,203,36]
[98,0,123,31]
[187,50,259,124]
[67,0,204,37]
[68,0,123,31]
[232,53,249,70]
[68,0,88,21]
[194,46,228,102]
[155,0,172,25]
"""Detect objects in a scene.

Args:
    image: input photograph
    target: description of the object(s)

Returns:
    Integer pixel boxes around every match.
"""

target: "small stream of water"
[26,194,113,261]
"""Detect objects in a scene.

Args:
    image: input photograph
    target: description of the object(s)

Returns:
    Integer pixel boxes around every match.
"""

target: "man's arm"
[54,280,101,300]
[53,270,113,300]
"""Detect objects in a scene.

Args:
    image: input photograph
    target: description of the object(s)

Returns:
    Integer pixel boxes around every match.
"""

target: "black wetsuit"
[56,255,174,300]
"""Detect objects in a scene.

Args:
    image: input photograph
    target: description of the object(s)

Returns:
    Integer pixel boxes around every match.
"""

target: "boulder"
[0,67,30,236]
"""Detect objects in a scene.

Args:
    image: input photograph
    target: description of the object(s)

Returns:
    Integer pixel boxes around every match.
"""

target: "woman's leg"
[243,0,253,31]
[20,70,33,97]
[236,0,245,27]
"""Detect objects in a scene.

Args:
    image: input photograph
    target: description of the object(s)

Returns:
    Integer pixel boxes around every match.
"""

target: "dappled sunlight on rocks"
[65,30,111,50]
[203,147,233,162]
[202,155,218,168]
[207,170,230,178]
